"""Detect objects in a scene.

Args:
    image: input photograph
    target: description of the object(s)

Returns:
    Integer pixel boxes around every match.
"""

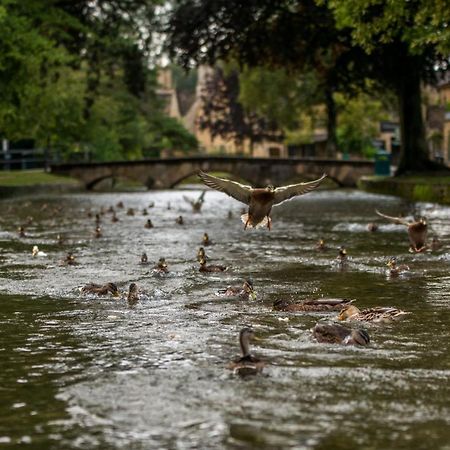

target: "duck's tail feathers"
[241,213,268,229]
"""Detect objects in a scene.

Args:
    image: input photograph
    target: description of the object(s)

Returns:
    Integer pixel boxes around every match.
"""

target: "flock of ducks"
[15,171,445,376]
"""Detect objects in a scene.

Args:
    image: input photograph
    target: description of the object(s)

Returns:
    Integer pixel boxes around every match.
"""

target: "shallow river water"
[0,187,449,450]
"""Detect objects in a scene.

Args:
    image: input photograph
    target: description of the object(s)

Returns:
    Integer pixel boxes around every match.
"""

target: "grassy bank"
[358,175,450,205]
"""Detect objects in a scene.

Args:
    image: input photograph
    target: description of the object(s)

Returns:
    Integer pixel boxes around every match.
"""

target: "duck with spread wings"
[198,171,327,230]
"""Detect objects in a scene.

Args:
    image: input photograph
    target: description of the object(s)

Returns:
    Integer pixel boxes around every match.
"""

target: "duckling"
[386,257,410,277]
[197,247,207,262]
[140,252,149,264]
[18,226,26,238]
[148,201,155,208]
[142,208,148,216]
[32,245,47,257]
[375,210,428,252]
[111,212,119,223]
[144,219,154,229]
[202,232,211,246]
[430,237,442,251]
[127,208,135,216]
[183,191,206,212]
[106,206,115,213]
[95,213,101,225]
[367,222,378,232]
[227,328,266,375]
[335,246,348,268]
[199,257,227,273]
[116,201,124,208]
[216,279,256,300]
[56,234,65,245]
[176,215,184,225]
[153,257,169,274]
[127,283,139,305]
[60,252,77,266]
[273,298,353,312]
[94,226,102,238]
[338,304,409,323]
[81,282,119,297]
[315,239,326,251]
[313,323,370,346]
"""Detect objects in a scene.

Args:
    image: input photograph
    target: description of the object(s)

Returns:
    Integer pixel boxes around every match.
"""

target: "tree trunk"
[324,88,337,158]
[395,55,432,174]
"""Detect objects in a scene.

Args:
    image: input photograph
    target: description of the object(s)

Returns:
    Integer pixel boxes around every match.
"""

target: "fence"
[0,148,59,171]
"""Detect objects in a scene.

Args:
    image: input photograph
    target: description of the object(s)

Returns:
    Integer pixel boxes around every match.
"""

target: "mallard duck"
[316,239,326,251]
[227,328,265,375]
[144,219,154,229]
[338,304,409,323]
[142,208,148,216]
[60,252,77,266]
[375,210,427,252]
[148,201,155,208]
[176,215,184,225]
[227,210,233,219]
[81,282,119,297]
[336,246,348,266]
[273,298,353,312]
[216,279,256,300]
[127,283,139,304]
[140,252,149,264]
[106,206,114,213]
[32,245,47,257]
[313,323,370,346]
[183,190,206,212]
[367,222,378,232]
[56,234,65,245]
[430,237,442,251]
[386,257,410,277]
[154,257,169,274]
[199,257,227,273]
[116,201,124,208]
[18,226,26,238]
[95,213,101,225]
[94,226,102,238]
[127,208,135,216]
[197,247,207,262]
[202,232,211,246]
[111,212,119,223]
[198,171,326,230]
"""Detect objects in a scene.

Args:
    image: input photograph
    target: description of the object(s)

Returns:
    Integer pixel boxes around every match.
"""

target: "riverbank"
[0,169,81,197]
[358,175,450,205]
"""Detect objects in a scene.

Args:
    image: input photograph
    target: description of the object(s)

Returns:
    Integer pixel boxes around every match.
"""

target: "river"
[0,187,449,449]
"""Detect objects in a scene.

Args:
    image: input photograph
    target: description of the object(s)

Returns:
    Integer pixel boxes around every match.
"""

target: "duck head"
[338,304,361,320]
[345,329,370,346]
[386,257,397,268]
[243,279,256,299]
[239,327,258,357]
[106,282,120,297]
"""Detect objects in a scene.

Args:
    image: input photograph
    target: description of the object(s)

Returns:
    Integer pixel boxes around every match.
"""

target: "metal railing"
[0,148,58,171]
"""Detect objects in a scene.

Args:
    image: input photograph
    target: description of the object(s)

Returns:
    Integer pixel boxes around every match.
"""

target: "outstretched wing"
[198,172,252,205]
[375,210,410,226]
[197,190,206,203]
[273,174,327,205]
[183,195,194,206]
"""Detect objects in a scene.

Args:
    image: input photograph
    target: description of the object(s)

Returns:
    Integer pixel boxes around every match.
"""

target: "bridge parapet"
[50,156,375,189]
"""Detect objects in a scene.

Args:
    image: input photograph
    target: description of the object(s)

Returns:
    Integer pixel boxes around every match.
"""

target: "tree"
[328,0,450,173]
[198,66,283,153]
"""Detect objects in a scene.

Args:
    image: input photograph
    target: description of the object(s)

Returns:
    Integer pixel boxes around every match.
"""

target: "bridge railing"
[0,148,60,171]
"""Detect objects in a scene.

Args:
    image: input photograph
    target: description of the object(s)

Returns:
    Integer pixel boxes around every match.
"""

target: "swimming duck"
[227,328,265,375]
[430,237,442,251]
[95,213,101,225]
[142,208,148,216]
[338,304,409,323]
[197,247,207,262]
[127,283,139,304]
[202,232,211,246]
[111,212,119,223]
[198,171,326,230]
[144,219,154,229]
[32,245,47,257]
[148,201,155,208]
[176,215,184,225]
[336,246,348,267]
[273,298,353,312]
[316,239,326,251]
[227,210,233,219]
[56,234,65,245]
[375,210,428,252]
[199,257,227,273]
[140,252,149,264]
[313,323,370,346]
[154,257,169,274]
[61,252,77,266]
[81,282,119,297]
[386,257,410,277]
[94,226,102,238]
[367,222,379,232]
[127,208,135,216]
[116,201,124,208]
[18,226,26,238]
[183,190,206,212]
[216,279,256,300]
[107,206,115,213]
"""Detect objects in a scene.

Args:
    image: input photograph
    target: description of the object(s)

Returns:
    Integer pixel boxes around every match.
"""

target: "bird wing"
[198,172,252,205]
[375,210,410,226]
[198,190,206,202]
[272,174,327,205]
[182,195,194,206]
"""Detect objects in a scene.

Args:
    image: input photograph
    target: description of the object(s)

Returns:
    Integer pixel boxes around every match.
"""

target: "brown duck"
[273,298,353,312]
[216,279,256,300]
[227,328,266,375]
[81,282,119,297]
[313,323,370,346]
[375,210,427,252]
[338,304,409,323]
[183,190,206,212]
[199,257,227,273]
[198,171,326,230]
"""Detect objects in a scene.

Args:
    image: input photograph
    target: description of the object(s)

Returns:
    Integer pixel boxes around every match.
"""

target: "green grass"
[363,174,450,184]
[0,169,79,187]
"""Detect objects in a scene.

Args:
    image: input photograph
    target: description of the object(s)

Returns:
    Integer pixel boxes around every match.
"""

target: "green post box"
[374,150,391,176]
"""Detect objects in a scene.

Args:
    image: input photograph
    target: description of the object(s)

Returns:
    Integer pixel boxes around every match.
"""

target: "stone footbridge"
[50,156,375,189]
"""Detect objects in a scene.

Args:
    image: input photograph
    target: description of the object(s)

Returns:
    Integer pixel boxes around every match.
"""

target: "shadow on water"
[0,188,449,449]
